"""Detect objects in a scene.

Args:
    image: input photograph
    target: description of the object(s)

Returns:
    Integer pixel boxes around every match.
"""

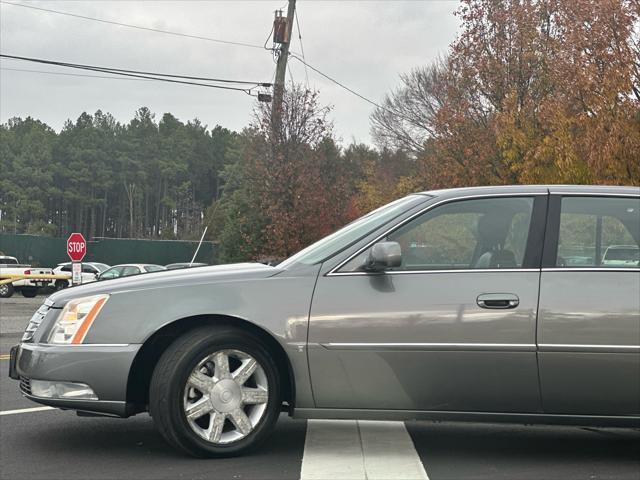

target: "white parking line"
[0,406,55,416]
[300,420,429,480]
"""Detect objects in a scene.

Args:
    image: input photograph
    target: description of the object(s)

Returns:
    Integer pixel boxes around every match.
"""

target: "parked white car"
[52,262,111,290]
[0,256,53,298]
[601,245,639,267]
[97,263,166,281]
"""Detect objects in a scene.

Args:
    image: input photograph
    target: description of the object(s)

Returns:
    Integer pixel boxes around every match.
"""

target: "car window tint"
[61,265,72,272]
[340,197,534,272]
[81,265,97,273]
[100,267,123,279]
[122,266,141,276]
[557,196,640,268]
[145,265,164,272]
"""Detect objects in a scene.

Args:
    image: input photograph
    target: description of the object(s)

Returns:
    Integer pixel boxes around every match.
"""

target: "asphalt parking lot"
[1,295,639,480]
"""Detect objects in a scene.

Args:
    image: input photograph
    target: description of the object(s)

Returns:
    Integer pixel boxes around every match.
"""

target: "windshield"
[278,195,426,268]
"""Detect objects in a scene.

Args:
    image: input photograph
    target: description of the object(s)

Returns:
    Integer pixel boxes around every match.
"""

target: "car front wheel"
[149,325,281,457]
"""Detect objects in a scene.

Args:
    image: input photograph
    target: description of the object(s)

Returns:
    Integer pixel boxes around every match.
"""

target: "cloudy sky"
[0,0,460,144]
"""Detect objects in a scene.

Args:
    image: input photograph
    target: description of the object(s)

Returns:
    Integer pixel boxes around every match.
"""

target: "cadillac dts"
[9,185,640,457]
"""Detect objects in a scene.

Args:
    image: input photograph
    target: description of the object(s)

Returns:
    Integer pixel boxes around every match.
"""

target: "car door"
[538,191,640,415]
[81,264,98,282]
[308,193,547,413]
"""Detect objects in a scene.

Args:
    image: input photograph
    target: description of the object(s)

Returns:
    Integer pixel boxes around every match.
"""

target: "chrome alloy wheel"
[182,349,269,445]
[0,284,8,296]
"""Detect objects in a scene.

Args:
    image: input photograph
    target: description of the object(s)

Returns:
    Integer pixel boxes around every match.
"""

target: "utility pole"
[271,0,296,129]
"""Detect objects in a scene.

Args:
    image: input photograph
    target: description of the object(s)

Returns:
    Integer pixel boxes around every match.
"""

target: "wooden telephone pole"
[271,0,297,129]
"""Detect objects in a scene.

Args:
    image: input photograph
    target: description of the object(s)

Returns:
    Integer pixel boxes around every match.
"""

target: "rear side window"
[557,196,640,268]
[122,266,141,276]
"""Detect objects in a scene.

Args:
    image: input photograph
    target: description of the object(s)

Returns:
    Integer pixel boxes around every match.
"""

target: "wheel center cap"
[210,379,241,413]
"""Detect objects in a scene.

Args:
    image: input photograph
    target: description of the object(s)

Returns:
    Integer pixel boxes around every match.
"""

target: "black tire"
[0,283,14,298]
[54,280,69,291]
[20,287,38,298]
[149,325,281,458]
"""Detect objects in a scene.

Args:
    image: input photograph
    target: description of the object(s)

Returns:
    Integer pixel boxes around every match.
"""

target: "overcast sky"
[0,0,460,145]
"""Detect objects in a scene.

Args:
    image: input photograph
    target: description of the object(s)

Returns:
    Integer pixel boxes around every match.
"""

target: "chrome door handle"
[477,293,519,309]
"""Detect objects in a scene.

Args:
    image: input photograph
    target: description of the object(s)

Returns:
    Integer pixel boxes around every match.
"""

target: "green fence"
[0,234,218,267]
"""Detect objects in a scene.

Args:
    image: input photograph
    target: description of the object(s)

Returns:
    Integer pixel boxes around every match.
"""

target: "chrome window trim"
[550,191,639,197]
[329,268,540,277]
[539,344,640,353]
[320,342,537,352]
[327,192,548,277]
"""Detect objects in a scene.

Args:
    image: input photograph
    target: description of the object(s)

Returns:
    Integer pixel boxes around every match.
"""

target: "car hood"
[48,262,279,305]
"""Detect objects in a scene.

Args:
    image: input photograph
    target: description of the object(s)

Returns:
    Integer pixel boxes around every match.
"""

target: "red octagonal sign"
[67,233,87,262]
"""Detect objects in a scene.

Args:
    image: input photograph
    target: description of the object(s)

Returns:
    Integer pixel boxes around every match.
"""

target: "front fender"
[84,268,320,408]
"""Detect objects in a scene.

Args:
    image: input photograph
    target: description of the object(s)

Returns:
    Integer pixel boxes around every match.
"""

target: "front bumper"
[10,342,141,417]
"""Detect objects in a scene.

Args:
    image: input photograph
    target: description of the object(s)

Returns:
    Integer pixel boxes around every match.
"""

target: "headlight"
[48,294,109,344]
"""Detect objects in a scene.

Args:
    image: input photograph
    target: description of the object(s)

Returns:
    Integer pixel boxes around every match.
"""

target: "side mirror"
[364,241,402,272]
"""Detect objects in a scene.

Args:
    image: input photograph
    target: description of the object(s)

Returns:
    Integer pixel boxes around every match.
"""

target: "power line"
[0,66,152,82]
[288,53,415,123]
[289,53,384,110]
[0,0,265,50]
[0,54,263,94]
[294,9,309,86]
[1,54,271,86]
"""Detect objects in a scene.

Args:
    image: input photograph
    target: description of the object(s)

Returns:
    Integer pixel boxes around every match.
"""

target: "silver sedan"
[9,185,640,457]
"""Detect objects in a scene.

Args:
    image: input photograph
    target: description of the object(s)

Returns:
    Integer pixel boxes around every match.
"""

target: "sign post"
[67,233,87,286]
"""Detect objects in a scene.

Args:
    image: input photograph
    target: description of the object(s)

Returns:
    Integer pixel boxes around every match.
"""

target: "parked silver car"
[9,185,640,457]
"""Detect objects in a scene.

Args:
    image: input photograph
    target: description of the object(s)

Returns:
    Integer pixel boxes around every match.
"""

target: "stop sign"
[67,233,87,262]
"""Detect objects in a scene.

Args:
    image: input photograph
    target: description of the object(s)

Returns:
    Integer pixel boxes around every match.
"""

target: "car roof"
[110,263,163,268]
[57,261,104,266]
[166,262,207,266]
[419,185,639,198]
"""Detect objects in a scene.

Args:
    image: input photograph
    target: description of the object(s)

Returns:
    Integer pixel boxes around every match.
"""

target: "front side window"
[556,196,640,268]
[340,196,535,272]
[100,267,123,279]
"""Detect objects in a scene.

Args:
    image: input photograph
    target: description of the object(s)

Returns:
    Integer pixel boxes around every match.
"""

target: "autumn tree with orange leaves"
[371,0,639,201]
